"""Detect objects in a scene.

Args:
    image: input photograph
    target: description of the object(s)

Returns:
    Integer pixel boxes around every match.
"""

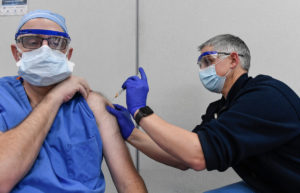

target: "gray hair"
[198,34,251,72]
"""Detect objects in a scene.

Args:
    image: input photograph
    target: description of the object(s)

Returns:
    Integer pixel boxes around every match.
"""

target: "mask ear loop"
[15,45,24,61]
[209,55,232,77]
[16,46,23,54]
[15,46,23,67]
[222,54,236,77]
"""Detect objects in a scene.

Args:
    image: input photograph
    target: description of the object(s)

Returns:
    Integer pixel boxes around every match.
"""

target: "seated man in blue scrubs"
[0,10,147,193]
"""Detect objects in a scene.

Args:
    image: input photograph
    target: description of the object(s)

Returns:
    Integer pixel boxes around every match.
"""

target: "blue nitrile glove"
[106,104,135,139]
[122,67,149,116]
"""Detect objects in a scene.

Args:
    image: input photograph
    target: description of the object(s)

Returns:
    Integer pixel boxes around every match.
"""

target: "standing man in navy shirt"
[107,34,300,193]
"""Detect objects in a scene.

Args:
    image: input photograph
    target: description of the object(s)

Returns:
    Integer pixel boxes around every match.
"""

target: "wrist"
[126,128,135,141]
[133,109,140,119]
[134,106,154,125]
[45,91,64,106]
[130,105,145,117]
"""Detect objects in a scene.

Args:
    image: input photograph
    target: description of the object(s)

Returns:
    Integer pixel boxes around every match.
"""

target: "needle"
[113,88,125,100]
[112,70,140,101]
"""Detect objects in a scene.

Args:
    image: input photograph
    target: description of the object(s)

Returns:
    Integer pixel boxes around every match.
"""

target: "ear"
[66,47,73,60]
[229,52,240,68]
[11,44,21,62]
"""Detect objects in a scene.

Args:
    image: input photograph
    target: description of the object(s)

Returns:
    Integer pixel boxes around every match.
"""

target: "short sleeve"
[0,112,7,132]
[195,85,300,171]
[0,76,31,132]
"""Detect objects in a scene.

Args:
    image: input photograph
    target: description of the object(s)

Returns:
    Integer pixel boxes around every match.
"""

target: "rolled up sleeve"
[0,112,7,132]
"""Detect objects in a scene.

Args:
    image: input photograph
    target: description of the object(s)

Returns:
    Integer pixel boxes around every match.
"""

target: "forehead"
[200,45,214,54]
[21,18,64,32]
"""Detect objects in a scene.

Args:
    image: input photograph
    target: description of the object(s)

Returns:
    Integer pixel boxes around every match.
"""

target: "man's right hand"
[122,67,149,116]
[49,76,91,104]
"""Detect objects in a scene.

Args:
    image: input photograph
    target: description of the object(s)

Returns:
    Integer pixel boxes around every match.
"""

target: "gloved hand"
[106,104,135,139]
[122,67,149,116]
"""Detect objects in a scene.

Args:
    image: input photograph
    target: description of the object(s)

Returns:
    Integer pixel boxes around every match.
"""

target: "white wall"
[1,0,299,192]
[138,1,300,192]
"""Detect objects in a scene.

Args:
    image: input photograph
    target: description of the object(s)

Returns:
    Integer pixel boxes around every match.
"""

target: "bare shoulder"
[86,91,112,111]
[86,92,120,136]
[86,91,115,123]
[86,91,109,104]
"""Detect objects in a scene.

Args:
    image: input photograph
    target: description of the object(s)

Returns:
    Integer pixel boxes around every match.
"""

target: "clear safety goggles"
[15,29,71,50]
[197,51,244,68]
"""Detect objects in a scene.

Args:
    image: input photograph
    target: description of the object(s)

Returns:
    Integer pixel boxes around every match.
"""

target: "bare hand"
[49,76,91,104]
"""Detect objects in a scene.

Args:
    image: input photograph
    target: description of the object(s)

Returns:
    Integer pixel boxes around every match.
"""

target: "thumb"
[106,105,119,116]
[113,104,128,111]
[139,67,147,81]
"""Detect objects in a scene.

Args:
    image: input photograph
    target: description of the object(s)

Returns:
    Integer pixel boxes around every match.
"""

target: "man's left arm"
[87,92,147,193]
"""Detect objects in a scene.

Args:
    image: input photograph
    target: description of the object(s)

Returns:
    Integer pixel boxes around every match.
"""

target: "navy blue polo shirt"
[193,73,300,193]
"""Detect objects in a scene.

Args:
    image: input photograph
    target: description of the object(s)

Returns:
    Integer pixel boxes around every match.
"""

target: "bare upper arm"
[86,91,117,132]
[86,92,143,191]
[86,91,123,147]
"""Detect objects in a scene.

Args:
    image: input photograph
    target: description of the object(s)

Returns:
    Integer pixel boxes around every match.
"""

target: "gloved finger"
[121,80,129,89]
[106,105,119,116]
[121,81,126,89]
[139,67,147,81]
[122,79,136,89]
[121,76,136,89]
[127,76,140,81]
[113,104,128,111]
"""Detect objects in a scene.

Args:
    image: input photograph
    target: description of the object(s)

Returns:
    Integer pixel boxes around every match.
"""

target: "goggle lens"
[197,51,244,68]
[17,36,69,50]
[197,53,218,68]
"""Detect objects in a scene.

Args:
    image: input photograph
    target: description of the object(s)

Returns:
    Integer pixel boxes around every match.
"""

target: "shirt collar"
[224,73,249,103]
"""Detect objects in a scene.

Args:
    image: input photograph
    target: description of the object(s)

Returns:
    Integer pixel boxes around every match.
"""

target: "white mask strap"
[16,46,23,54]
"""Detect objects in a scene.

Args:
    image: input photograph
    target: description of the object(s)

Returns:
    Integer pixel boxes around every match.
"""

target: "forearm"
[128,128,188,170]
[139,113,206,171]
[0,94,61,192]
[103,129,147,193]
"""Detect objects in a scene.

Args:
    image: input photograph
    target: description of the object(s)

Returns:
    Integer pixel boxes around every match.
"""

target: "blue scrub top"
[0,76,105,193]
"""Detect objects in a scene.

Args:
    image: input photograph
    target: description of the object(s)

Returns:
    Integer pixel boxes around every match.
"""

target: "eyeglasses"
[16,35,70,50]
[197,51,244,68]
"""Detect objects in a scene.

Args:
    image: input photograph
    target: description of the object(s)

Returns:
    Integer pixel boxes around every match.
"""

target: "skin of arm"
[136,113,206,171]
[87,92,147,193]
[0,76,90,193]
[128,128,188,170]
[0,95,61,193]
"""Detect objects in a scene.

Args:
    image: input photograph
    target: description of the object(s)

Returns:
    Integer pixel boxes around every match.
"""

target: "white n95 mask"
[16,45,75,86]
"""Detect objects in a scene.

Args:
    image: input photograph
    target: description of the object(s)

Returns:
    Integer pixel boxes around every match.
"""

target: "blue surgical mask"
[199,64,230,93]
[16,45,74,86]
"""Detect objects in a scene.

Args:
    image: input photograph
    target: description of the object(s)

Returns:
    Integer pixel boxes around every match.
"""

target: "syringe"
[113,88,125,100]
[112,70,140,100]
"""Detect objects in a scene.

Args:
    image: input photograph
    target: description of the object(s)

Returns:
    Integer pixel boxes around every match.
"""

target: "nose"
[42,39,49,46]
